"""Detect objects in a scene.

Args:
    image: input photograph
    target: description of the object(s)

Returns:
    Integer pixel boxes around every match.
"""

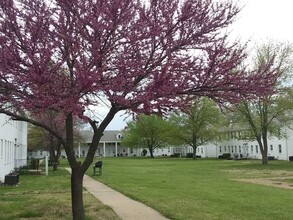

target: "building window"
[256,145,258,153]
[224,146,226,151]
[219,146,222,153]
[228,146,230,152]
[130,148,133,154]
[239,146,241,153]
[251,145,253,152]
[270,145,273,151]
[201,148,203,153]
[278,145,282,153]
[231,147,234,153]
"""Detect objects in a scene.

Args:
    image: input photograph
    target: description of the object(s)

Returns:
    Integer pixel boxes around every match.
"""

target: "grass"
[0,167,120,220]
[88,158,293,220]
[2,158,292,220]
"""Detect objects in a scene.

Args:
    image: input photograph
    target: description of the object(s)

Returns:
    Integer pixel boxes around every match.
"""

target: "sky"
[106,0,293,130]
[230,0,293,43]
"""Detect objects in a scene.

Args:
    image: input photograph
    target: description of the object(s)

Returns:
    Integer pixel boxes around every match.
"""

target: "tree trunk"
[149,147,154,158]
[192,146,197,159]
[65,107,118,220]
[65,113,86,219]
[261,133,268,165]
[71,168,85,220]
[261,152,268,165]
[192,134,197,159]
[256,137,268,165]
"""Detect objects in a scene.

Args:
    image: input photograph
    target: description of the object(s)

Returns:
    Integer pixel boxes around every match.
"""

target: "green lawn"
[0,168,119,220]
[88,158,293,220]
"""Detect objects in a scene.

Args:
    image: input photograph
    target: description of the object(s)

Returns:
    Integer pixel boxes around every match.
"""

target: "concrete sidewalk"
[83,174,169,220]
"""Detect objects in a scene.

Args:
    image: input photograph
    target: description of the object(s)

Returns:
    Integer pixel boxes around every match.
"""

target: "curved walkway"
[83,174,169,220]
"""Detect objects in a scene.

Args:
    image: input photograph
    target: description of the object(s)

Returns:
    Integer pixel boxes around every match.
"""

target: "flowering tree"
[0,0,277,219]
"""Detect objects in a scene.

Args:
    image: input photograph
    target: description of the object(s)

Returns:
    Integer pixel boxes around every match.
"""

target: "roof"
[80,130,123,143]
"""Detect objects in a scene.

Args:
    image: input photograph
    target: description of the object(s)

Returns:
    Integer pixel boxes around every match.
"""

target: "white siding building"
[196,129,293,161]
[74,130,160,158]
[0,114,27,182]
[35,130,172,159]
[28,128,293,161]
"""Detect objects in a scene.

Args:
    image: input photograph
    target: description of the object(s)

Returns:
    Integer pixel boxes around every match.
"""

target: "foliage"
[168,97,224,158]
[29,158,40,170]
[0,0,279,219]
[218,153,231,160]
[232,42,293,164]
[28,110,83,169]
[28,124,46,151]
[141,149,148,157]
[122,114,173,158]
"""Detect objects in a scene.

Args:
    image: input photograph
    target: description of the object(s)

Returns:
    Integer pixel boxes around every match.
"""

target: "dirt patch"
[226,169,293,178]
[234,177,293,189]
[226,169,293,189]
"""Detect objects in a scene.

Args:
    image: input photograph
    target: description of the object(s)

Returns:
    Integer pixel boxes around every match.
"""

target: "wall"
[197,132,292,161]
[0,114,27,182]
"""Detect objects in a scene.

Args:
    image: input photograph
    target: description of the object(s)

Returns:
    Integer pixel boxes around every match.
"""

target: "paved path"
[83,175,169,220]
[66,169,169,220]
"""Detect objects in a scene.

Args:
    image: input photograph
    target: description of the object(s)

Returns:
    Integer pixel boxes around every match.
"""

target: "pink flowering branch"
[0,1,278,219]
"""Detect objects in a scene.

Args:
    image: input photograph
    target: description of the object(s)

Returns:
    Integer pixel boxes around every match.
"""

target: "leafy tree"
[28,124,63,169]
[28,110,83,170]
[0,1,278,219]
[28,124,46,152]
[122,114,172,158]
[233,42,293,164]
[168,97,224,159]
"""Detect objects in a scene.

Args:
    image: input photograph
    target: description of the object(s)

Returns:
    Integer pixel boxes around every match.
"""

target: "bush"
[186,153,193,158]
[15,166,29,175]
[173,153,180,158]
[185,153,200,158]
[29,158,40,170]
[268,156,275,160]
[141,149,148,156]
[289,156,293,162]
[218,153,231,160]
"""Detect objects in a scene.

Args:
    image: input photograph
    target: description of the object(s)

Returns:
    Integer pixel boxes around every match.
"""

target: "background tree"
[28,110,83,170]
[28,124,63,170]
[122,114,173,158]
[168,97,224,159]
[0,1,278,219]
[232,42,293,165]
[28,124,46,152]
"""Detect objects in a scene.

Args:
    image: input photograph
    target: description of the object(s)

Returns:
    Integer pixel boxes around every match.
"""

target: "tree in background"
[233,42,293,165]
[28,123,63,169]
[168,97,224,159]
[122,114,173,158]
[0,1,278,219]
[28,110,83,170]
